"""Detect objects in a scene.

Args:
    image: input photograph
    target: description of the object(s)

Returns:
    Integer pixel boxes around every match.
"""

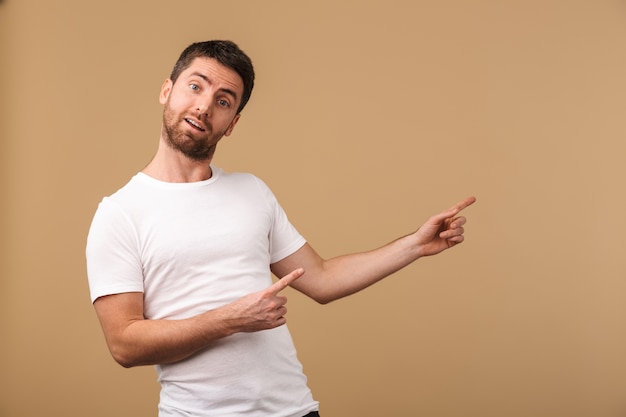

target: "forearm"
[95,273,300,368]
[320,233,422,301]
[94,293,246,368]
[323,238,417,299]
[105,309,235,368]
[278,197,475,304]
[279,234,422,305]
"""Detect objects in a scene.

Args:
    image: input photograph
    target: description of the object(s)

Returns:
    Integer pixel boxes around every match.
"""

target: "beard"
[161,105,225,161]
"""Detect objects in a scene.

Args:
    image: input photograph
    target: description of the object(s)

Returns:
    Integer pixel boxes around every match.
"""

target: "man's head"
[169,40,255,114]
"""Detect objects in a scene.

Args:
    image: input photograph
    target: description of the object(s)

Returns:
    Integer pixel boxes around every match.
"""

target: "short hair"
[169,40,255,114]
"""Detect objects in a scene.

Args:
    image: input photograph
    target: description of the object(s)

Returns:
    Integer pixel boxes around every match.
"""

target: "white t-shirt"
[86,166,319,417]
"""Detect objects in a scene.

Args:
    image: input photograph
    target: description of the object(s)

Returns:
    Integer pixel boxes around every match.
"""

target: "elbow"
[117,361,134,369]
[310,294,336,305]
[111,351,136,369]
[108,343,142,368]
[114,356,136,369]
[304,287,345,305]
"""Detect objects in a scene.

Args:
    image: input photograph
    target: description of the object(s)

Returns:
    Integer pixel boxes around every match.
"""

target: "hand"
[222,268,305,333]
[413,196,476,257]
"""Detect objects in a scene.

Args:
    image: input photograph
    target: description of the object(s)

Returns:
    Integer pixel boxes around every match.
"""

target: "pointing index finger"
[270,268,305,294]
[449,196,477,214]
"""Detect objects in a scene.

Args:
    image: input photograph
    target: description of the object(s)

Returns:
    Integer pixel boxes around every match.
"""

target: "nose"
[196,100,213,119]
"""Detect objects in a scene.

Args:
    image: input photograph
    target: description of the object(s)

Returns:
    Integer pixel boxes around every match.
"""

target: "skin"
[144,56,242,182]
[93,56,476,368]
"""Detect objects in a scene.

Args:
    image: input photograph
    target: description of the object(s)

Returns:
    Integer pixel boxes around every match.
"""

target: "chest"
[135,188,273,274]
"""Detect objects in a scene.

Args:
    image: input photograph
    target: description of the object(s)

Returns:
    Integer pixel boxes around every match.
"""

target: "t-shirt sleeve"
[85,198,145,303]
[253,177,306,264]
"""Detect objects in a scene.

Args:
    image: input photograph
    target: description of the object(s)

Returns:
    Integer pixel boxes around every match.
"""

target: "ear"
[159,79,173,104]
[224,114,241,137]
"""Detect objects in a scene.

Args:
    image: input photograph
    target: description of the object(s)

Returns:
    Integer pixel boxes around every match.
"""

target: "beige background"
[1,1,626,416]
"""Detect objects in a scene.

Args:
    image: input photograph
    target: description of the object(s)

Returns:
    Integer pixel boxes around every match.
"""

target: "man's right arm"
[93,268,304,368]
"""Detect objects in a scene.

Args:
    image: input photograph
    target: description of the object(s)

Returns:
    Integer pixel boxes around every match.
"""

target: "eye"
[218,99,230,108]
[189,83,200,92]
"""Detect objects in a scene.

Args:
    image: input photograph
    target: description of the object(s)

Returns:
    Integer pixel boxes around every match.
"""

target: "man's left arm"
[270,196,476,304]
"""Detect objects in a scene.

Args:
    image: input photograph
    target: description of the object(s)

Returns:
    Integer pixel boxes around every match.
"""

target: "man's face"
[159,57,243,161]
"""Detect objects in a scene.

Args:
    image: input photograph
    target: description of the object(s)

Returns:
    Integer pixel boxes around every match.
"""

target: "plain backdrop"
[1,1,625,416]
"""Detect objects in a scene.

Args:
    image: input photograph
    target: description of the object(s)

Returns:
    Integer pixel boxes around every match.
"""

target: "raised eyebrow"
[190,72,238,102]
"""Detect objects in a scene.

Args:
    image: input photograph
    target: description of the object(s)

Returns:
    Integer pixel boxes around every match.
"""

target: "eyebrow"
[190,71,239,102]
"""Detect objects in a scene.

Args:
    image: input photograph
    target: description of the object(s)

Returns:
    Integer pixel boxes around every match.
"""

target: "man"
[86,40,476,417]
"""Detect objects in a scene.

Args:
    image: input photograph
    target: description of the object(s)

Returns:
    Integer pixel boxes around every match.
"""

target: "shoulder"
[215,166,260,182]
[104,174,147,202]
[215,167,273,194]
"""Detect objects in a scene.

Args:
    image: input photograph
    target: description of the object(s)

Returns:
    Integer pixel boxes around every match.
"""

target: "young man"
[86,40,476,417]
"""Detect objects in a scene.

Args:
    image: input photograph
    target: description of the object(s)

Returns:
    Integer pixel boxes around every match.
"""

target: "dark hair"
[169,40,255,114]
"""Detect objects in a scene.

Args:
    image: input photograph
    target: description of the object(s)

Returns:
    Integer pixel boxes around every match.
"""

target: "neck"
[142,140,214,183]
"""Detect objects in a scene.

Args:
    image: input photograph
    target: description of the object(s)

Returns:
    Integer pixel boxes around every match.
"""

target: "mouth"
[184,118,206,132]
